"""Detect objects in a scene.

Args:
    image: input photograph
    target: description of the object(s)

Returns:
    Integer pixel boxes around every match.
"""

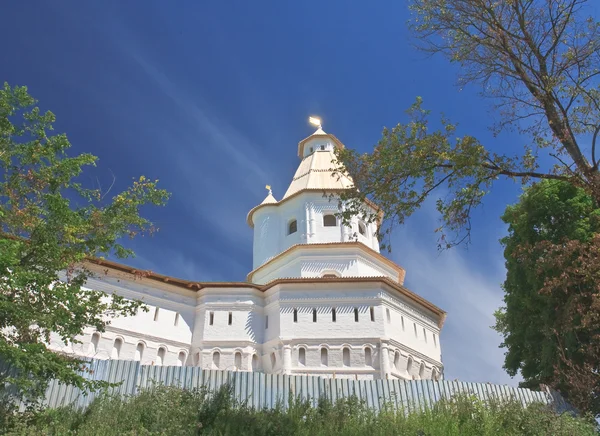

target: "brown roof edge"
[85,258,445,328]
[246,241,405,283]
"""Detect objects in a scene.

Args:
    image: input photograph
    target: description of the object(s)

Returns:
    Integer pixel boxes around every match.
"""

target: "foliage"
[335,0,600,249]
[4,384,597,435]
[494,180,600,415]
[0,83,169,405]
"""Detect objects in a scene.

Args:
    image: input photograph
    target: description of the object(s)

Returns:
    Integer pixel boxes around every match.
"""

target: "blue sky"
[2,1,532,385]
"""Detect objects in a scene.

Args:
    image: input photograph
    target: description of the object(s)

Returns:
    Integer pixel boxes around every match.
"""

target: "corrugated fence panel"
[3,359,577,414]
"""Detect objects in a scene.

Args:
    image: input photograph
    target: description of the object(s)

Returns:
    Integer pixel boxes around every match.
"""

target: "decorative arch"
[342,346,350,367]
[251,353,259,371]
[234,351,242,370]
[407,356,414,376]
[297,346,307,366]
[111,336,124,360]
[419,361,426,379]
[156,346,167,366]
[177,350,187,367]
[358,221,367,236]
[363,346,373,367]
[320,347,328,366]
[270,351,277,370]
[134,341,146,362]
[393,350,400,371]
[212,350,221,369]
[88,332,101,355]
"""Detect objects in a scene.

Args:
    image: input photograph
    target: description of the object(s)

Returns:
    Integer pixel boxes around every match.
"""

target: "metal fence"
[7,359,574,414]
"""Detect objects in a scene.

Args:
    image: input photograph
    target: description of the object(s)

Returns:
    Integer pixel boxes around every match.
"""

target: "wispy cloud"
[391,200,519,386]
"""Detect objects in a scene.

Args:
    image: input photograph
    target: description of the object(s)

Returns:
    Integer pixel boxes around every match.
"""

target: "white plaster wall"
[49,266,442,380]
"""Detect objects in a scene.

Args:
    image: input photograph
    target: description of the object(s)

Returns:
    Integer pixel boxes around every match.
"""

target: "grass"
[3,384,597,435]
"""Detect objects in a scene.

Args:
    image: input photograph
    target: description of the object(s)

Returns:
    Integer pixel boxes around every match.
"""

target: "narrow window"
[265,315,269,329]
[270,352,276,369]
[228,312,233,325]
[310,146,314,153]
[212,351,220,369]
[433,334,437,348]
[386,308,391,323]
[174,312,180,326]
[320,145,325,150]
[394,351,400,371]
[154,307,159,321]
[332,308,336,322]
[407,357,413,374]
[423,328,427,343]
[194,351,200,366]
[111,338,123,360]
[209,312,214,325]
[432,368,439,381]
[320,348,328,366]
[354,307,359,322]
[358,221,366,236]
[414,323,418,337]
[323,214,337,227]
[234,352,242,370]
[370,306,375,322]
[419,362,425,379]
[298,348,306,366]
[157,347,166,366]
[252,354,259,371]
[401,316,405,331]
[364,347,372,366]
[177,351,186,367]
[342,347,350,366]
[313,308,317,322]
[134,342,144,362]
[89,332,100,355]
[288,219,297,235]
[293,308,298,323]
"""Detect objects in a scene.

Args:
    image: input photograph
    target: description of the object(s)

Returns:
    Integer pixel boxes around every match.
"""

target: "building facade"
[50,126,446,381]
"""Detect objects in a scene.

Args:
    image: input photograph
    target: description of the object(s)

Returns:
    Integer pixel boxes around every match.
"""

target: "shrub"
[4,385,597,435]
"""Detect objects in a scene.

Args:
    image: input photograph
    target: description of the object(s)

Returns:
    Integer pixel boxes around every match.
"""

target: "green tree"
[494,180,600,414]
[336,0,600,249]
[0,83,169,404]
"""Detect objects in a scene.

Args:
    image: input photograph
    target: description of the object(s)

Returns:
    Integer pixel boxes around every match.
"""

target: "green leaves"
[0,83,169,404]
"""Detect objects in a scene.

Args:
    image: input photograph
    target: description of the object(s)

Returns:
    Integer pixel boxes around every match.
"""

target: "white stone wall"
[48,268,443,380]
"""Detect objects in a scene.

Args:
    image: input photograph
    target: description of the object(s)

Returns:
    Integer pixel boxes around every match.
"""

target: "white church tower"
[51,119,446,381]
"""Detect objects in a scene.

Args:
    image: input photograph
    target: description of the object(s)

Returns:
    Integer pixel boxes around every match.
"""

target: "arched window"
[323,214,337,227]
[394,351,400,371]
[364,347,372,367]
[298,348,306,366]
[111,338,122,360]
[312,308,317,322]
[270,352,277,369]
[252,354,259,371]
[432,367,440,381]
[358,221,367,236]
[134,342,144,362]
[212,351,220,369]
[177,351,186,367]
[293,308,298,323]
[157,347,166,366]
[194,351,201,366]
[288,219,297,235]
[89,332,100,355]
[407,356,414,375]
[342,347,350,367]
[419,361,426,379]
[234,351,242,370]
[320,348,328,366]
